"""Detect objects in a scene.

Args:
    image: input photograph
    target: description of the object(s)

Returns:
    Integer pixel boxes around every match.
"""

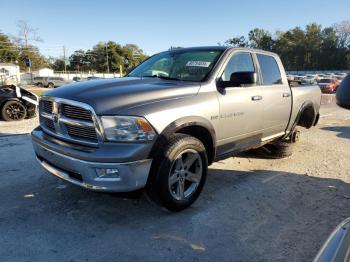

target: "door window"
[257,54,282,85]
[222,52,255,81]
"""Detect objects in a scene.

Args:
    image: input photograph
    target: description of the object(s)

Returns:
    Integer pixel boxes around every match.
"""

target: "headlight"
[101,116,156,142]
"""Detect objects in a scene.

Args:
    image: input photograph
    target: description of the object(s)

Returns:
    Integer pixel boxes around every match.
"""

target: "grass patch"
[27,88,51,97]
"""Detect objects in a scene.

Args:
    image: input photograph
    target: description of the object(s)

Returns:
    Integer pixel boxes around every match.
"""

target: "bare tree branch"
[14,20,43,48]
[333,20,350,48]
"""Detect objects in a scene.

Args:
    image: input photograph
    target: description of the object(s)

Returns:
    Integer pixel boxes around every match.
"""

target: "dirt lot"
[0,94,349,261]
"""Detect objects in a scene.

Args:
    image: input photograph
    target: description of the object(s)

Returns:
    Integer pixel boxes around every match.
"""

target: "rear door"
[256,53,292,139]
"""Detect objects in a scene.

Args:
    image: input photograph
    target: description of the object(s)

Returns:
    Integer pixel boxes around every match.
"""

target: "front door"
[217,51,263,154]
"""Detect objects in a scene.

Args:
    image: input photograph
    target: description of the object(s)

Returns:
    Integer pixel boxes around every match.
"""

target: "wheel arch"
[294,101,318,129]
[0,98,23,109]
[149,116,217,165]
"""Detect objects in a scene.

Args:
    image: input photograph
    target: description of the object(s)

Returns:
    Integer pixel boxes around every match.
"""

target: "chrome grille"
[66,125,97,141]
[39,97,100,146]
[62,104,93,122]
[40,116,55,131]
[41,100,53,114]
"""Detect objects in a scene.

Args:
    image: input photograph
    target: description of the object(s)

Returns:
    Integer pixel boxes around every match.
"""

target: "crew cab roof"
[167,46,278,57]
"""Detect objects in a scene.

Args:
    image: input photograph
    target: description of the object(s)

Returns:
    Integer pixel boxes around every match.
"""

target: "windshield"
[319,79,332,83]
[127,49,223,82]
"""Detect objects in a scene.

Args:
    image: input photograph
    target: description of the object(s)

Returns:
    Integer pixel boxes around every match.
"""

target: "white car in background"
[34,76,71,88]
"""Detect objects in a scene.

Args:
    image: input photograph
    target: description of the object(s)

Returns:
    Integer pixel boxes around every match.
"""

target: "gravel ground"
[0,94,349,261]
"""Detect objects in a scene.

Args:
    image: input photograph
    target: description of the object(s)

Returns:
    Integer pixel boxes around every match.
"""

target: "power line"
[0,46,63,50]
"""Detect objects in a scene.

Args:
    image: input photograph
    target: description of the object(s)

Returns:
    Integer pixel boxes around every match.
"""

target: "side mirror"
[217,72,257,88]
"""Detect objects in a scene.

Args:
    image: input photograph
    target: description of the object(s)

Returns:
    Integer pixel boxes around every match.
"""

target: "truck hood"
[44,77,200,115]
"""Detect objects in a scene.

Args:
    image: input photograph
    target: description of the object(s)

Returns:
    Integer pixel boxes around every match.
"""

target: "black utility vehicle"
[0,85,38,121]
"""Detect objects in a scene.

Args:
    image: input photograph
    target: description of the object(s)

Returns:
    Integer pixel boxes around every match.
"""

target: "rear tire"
[47,82,54,88]
[146,134,208,212]
[1,100,27,121]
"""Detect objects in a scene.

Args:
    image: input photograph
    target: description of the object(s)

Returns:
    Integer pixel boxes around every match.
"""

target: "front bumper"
[32,127,153,192]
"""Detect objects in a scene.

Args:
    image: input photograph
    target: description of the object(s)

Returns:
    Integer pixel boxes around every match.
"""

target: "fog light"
[95,168,120,181]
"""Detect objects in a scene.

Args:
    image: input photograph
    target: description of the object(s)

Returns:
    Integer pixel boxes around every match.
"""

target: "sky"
[1,0,350,58]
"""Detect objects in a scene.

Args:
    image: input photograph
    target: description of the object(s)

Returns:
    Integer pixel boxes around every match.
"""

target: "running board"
[261,132,286,142]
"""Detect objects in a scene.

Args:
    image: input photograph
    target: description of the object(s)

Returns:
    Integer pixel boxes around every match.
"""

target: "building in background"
[0,63,21,85]
[37,68,54,77]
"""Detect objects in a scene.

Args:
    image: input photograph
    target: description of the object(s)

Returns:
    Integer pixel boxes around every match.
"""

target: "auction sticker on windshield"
[186,61,211,67]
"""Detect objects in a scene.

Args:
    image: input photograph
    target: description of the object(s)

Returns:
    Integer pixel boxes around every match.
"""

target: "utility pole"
[105,42,110,73]
[63,46,67,73]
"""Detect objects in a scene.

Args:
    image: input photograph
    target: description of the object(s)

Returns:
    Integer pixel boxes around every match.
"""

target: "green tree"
[320,27,342,70]
[70,41,148,73]
[274,27,307,70]
[248,28,274,51]
[18,45,49,70]
[122,44,147,71]
[224,21,350,70]
[225,36,248,47]
[0,31,19,63]
[52,58,65,71]
[69,49,89,71]
[304,23,322,69]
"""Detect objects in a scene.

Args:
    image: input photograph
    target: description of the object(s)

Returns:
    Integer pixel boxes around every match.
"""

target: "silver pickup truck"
[31,46,321,211]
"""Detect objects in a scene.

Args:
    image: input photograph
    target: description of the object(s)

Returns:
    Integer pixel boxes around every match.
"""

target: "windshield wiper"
[141,75,181,81]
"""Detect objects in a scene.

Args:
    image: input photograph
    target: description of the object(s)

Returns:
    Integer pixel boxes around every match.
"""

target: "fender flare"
[292,101,318,130]
[149,116,217,163]
[0,98,23,109]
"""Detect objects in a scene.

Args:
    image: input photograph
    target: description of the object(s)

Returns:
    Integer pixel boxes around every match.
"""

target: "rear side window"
[222,52,255,81]
[257,54,282,85]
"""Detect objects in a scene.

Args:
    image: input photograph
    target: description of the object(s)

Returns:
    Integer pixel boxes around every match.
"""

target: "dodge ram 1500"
[31,46,321,211]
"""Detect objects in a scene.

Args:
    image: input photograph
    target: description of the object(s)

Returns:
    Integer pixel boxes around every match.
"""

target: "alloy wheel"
[168,149,203,201]
[5,103,26,120]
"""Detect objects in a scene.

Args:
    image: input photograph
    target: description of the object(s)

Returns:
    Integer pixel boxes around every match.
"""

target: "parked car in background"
[33,76,45,86]
[0,85,38,121]
[293,75,305,81]
[72,77,82,82]
[334,75,345,82]
[287,74,296,81]
[334,72,347,78]
[301,76,317,85]
[316,74,326,80]
[86,76,101,81]
[34,76,70,88]
[318,78,339,93]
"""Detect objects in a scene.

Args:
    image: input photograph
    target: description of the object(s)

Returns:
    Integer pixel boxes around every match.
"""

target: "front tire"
[1,100,27,121]
[147,134,208,212]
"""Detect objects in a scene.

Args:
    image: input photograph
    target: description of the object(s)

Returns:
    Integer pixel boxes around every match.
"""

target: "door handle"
[251,95,262,101]
[282,93,291,98]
